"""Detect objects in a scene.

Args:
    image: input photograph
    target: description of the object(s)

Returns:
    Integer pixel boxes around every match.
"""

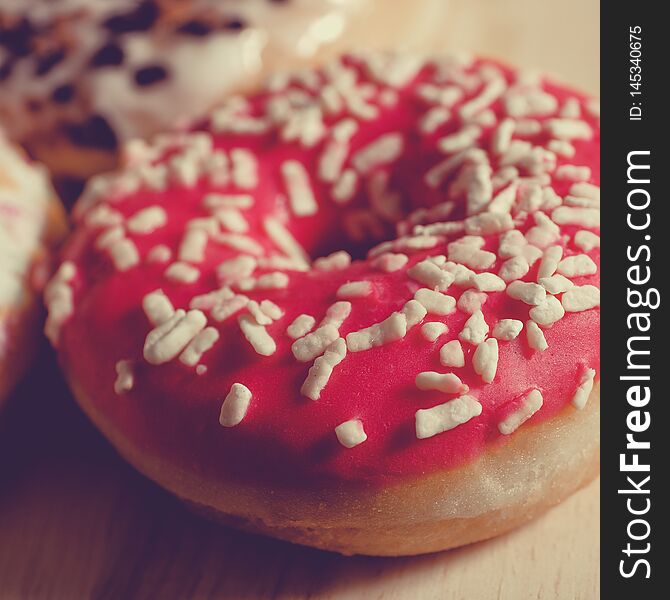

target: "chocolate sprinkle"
[103,1,159,35]
[65,115,118,150]
[90,43,125,68]
[35,48,66,76]
[134,65,168,87]
[176,20,212,37]
[52,84,75,105]
[223,18,246,31]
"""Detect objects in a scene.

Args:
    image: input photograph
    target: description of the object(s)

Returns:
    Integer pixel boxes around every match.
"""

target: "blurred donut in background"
[0,132,67,409]
[0,0,450,202]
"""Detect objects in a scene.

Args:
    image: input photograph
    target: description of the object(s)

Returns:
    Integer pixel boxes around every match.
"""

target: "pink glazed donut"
[47,52,600,556]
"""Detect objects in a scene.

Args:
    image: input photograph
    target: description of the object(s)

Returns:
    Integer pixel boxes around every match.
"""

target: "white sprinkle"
[186,217,218,235]
[440,340,465,367]
[492,319,523,340]
[293,325,340,362]
[414,288,457,316]
[335,419,367,448]
[545,118,592,140]
[179,327,220,366]
[463,162,494,216]
[211,294,249,322]
[572,368,596,409]
[557,255,598,277]
[246,301,273,326]
[319,301,352,329]
[127,206,167,234]
[109,239,140,271]
[352,133,404,174]
[551,206,600,228]
[529,296,565,327]
[447,238,496,270]
[562,285,600,312]
[402,299,428,328]
[525,212,561,249]
[471,273,506,292]
[570,182,600,200]
[574,230,600,252]
[464,212,514,236]
[498,229,527,259]
[504,87,558,118]
[319,141,349,183]
[459,76,506,119]
[144,309,207,365]
[44,261,77,345]
[314,251,352,272]
[332,169,358,203]
[421,322,448,342]
[217,255,257,282]
[114,360,134,395]
[346,312,407,352]
[371,252,409,272]
[259,300,283,321]
[219,383,252,427]
[147,245,172,264]
[498,389,544,435]
[85,204,123,228]
[420,106,451,134]
[442,261,477,287]
[515,119,542,136]
[555,165,591,182]
[560,98,581,118]
[230,149,258,189]
[142,289,175,326]
[537,245,563,280]
[337,281,373,299]
[287,314,316,339]
[438,125,481,153]
[165,262,200,284]
[506,281,546,305]
[539,274,574,294]
[415,395,482,439]
[416,372,468,394]
[526,320,548,352]
[237,272,290,291]
[499,256,530,282]
[459,310,488,345]
[282,160,318,217]
[179,228,209,263]
[472,338,499,383]
[216,208,249,233]
[203,193,254,210]
[492,118,515,154]
[301,338,347,400]
[216,233,264,256]
[517,184,543,212]
[263,218,310,268]
[459,290,489,317]
[238,314,276,356]
[547,139,576,158]
[281,106,325,147]
[407,259,454,291]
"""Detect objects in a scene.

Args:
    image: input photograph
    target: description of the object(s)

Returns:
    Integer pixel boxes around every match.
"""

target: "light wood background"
[1,1,599,598]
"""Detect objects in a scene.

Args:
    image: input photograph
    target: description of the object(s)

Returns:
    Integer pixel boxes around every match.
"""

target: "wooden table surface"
[1,1,599,598]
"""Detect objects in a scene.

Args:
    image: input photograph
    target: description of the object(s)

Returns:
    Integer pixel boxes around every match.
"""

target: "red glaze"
[51,54,600,488]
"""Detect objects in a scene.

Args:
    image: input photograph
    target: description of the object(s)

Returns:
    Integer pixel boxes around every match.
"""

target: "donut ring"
[48,52,600,555]
[0,133,67,408]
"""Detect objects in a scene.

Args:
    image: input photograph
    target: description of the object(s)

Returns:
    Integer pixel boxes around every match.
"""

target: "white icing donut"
[0,132,67,406]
